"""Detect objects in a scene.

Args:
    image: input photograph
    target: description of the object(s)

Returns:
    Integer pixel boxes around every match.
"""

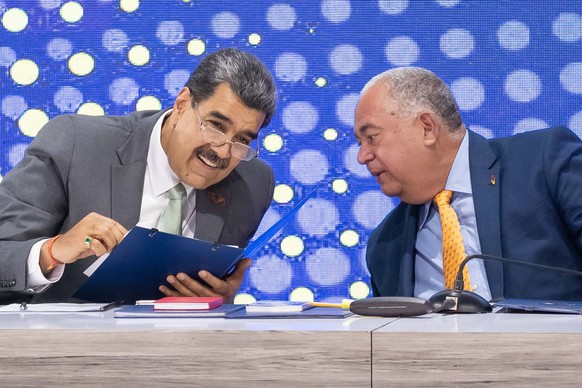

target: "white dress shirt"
[414,132,492,301]
[26,110,197,289]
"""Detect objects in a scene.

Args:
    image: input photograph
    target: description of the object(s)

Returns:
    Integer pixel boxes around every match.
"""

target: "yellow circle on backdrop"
[315,77,327,87]
[349,281,370,299]
[2,8,28,32]
[323,127,338,141]
[290,287,314,302]
[19,109,49,138]
[120,0,140,12]
[77,103,105,116]
[60,2,83,23]
[280,235,304,257]
[340,230,359,247]
[332,179,348,194]
[187,39,206,56]
[68,52,94,76]
[10,59,39,86]
[263,133,283,152]
[273,184,294,203]
[128,45,150,66]
[136,96,162,111]
[234,293,256,305]
[248,33,261,45]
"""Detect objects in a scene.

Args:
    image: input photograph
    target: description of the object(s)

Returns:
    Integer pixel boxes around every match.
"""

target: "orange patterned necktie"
[434,190,471,290]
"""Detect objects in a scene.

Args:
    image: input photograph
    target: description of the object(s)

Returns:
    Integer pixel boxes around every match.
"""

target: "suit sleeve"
[0,116,75,294]
[543,127,582,251]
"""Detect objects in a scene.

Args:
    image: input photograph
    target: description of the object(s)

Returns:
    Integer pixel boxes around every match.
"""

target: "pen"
[99,301,124,311]
[309,299,353,309]
[19,302,27,311]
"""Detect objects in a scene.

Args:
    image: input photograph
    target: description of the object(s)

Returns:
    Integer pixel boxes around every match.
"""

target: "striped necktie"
[434,190,471,290]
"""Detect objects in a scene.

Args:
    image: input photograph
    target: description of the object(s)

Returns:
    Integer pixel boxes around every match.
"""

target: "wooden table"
[1,309,581,386]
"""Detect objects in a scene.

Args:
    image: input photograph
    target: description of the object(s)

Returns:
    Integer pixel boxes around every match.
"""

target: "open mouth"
[198,153,220,168]
[194,145,229,170]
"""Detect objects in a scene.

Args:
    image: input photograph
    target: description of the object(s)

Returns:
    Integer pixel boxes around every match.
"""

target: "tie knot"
[434,190,453,207]
[168,183,186,200]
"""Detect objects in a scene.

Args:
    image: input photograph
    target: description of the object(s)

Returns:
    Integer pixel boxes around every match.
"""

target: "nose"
[210,142,232,159]
[357,143,373,165]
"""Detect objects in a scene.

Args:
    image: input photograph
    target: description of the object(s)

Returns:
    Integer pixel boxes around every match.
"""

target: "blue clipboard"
[74,188,317,303]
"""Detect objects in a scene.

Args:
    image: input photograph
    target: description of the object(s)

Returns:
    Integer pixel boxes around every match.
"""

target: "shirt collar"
[418,130,471,229]
[444,130,472,195]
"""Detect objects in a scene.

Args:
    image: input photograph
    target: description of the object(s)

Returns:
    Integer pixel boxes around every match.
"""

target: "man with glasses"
[0,48,277,304]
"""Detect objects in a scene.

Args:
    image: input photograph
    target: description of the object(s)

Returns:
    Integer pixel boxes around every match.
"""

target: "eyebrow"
[206,110,259,140]
[354,123,375,138]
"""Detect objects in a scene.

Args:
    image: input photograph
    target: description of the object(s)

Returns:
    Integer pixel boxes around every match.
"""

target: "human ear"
[173,87,192,114]
[418,112,438,146]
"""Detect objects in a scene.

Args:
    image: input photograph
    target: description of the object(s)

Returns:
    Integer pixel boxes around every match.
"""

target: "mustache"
[193,144,230,169]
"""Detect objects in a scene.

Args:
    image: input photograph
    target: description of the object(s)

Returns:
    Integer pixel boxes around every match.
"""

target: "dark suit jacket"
[0,110,274,303]
[366,127,582,300]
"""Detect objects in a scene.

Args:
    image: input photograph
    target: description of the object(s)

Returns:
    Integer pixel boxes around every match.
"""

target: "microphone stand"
[429,254,582,314]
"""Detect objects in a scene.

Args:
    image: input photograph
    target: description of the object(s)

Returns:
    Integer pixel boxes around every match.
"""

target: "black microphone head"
[349,296,434,317]
[429,289,492,314]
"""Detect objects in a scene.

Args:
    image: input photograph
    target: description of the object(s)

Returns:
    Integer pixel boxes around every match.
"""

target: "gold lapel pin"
[490,175,496,186]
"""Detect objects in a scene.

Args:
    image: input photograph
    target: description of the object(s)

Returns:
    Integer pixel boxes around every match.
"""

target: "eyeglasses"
[194,105,258,161]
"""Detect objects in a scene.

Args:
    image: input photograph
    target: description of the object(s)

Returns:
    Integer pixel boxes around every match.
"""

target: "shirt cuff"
[27,238,65,290]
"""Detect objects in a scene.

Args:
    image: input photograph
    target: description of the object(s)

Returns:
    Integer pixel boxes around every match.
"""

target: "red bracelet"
[45,234,64,272]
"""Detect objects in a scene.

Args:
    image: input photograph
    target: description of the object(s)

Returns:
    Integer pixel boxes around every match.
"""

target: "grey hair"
[186,48,277,128]
[362,67,463,132]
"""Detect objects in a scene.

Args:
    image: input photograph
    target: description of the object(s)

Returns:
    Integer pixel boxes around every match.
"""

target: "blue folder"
[74,188,317,303]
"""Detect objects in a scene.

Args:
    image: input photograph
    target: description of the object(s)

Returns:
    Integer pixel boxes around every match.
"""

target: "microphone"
[429,254,582,314]
[348,296,457,317]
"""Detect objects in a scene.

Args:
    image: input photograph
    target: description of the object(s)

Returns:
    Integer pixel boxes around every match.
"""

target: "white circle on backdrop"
[250,255,293,294]
[266,3,296,30]
[306,248,350,286]
[450,77,485,111]
[321,0,351,23]
[156,21,185,46]
[109,77,139,105]
[560,62,582,95]
[164,69,190,97]
[329,44,362,75]
[2,95,28,120]
[513,118,548,135]
[440,28,474,58]
[282,101,319,134]
[498,20,530,51]
[385,36,419,66]
[102,29,129,53]
[336,93,359,127]
[47,38,73,60]
[352,190,395,230]
[211,12,240,39]
[504,69,541,103]
[296,198,339,236]
[378,0,409,15]
[54,86,83,113]
[290,149,330,185]
[275,52,307,82]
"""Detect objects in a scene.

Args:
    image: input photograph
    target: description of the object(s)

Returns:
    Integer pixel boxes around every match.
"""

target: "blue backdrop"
[1,0,581,303]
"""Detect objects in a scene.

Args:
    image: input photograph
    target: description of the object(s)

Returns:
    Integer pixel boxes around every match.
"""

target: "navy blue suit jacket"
[366,127,582,300]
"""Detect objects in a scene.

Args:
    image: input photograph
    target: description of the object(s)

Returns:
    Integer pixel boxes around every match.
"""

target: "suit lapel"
[468,131,504,298]
[397,205,420,296]
[111,111,163,229]
[194,181,232,243]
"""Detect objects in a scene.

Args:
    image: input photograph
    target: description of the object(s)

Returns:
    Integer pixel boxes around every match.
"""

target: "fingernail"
[199,271,207,279]
[177,273,186,281]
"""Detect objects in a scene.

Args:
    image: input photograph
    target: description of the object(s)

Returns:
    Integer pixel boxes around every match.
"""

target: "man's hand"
[42,212,127,266]
[159,258,252,303]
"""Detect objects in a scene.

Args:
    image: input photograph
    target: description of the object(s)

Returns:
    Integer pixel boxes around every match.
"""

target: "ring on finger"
[84,236,92,249]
